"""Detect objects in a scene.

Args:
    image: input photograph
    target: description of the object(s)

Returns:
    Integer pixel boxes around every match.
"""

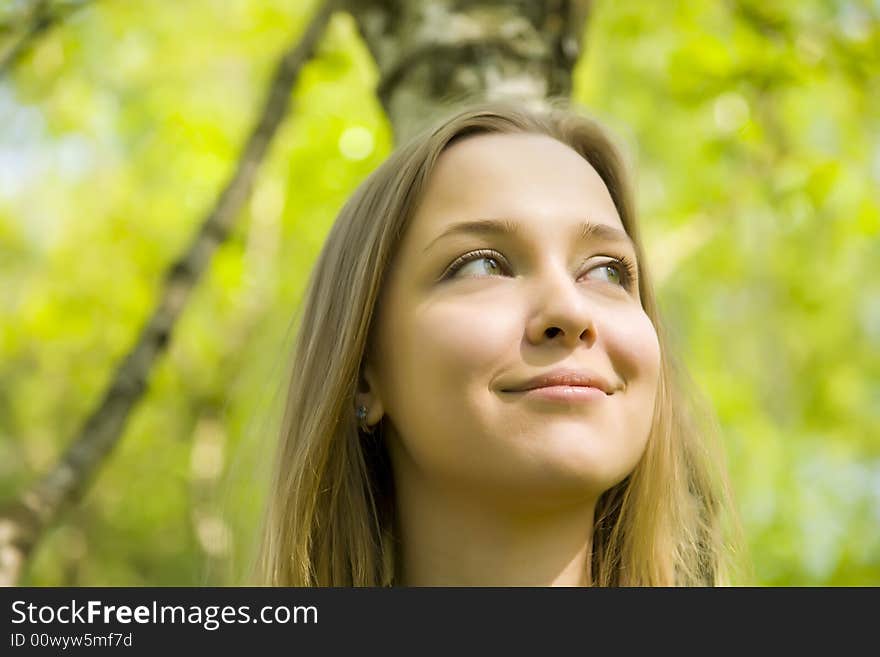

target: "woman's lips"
[506,385,607,402]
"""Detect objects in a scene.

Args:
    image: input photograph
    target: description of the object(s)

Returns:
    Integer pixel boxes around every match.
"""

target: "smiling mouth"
[500,385,609,402]
[502,384,611,393]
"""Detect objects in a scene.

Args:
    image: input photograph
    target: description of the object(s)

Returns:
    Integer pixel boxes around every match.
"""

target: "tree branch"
[0,0,340,587]
[0,0,83,78]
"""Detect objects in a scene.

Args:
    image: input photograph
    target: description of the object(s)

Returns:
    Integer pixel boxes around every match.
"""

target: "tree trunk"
[346,0,592,141]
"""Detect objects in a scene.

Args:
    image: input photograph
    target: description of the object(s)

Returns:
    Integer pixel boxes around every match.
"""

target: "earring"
[356,405,375,434]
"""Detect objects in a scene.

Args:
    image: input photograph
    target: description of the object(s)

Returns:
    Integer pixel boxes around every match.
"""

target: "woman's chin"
[472,456,632,512]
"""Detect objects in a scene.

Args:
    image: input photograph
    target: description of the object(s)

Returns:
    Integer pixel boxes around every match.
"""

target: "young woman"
[254,98,744,586]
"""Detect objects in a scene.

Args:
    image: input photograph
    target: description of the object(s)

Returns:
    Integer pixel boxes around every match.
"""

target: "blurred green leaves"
[579,0,879,584]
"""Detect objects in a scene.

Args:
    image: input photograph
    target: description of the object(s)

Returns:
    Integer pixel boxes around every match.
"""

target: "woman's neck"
[393,474,595,587]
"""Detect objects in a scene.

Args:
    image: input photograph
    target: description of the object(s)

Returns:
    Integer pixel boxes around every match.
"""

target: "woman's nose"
[524,265,597,348]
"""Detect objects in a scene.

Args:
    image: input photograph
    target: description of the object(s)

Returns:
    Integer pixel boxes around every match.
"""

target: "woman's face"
[365,132,661,510]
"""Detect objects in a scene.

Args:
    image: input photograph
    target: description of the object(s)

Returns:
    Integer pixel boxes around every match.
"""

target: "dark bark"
[0,0,77,78]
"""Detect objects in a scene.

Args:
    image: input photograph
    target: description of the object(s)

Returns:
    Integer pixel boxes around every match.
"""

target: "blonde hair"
[254,98,746,586]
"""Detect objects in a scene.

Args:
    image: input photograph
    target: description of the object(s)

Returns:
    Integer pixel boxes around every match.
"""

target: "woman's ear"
[356,362,385,426]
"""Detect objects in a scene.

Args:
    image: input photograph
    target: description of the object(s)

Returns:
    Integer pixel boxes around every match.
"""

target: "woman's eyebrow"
[422,217,635,253]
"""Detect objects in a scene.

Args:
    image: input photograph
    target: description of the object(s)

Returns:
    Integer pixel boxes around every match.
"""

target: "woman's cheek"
[602,308,661,383]
[413,297,516,371]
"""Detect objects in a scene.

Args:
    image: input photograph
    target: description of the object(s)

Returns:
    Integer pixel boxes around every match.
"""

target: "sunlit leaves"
[580,0,879,584]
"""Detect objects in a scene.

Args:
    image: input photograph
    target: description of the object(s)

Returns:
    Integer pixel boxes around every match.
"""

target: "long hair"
[253,98,746,586]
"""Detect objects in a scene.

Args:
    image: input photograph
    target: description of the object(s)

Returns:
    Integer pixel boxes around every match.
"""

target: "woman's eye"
[444,251,636,290]
[445,250,508,279]
[587,263,622,286]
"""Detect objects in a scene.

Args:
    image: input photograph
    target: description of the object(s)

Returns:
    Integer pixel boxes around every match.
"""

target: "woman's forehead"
[408,133,622,247]
[430,132,599,193]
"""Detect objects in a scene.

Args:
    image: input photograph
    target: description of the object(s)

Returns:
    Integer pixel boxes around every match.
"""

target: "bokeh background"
[1,0,878,585]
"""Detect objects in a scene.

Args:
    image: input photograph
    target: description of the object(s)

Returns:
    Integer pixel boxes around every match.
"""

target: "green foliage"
[578,0,880,584]
[1,0,877,585]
